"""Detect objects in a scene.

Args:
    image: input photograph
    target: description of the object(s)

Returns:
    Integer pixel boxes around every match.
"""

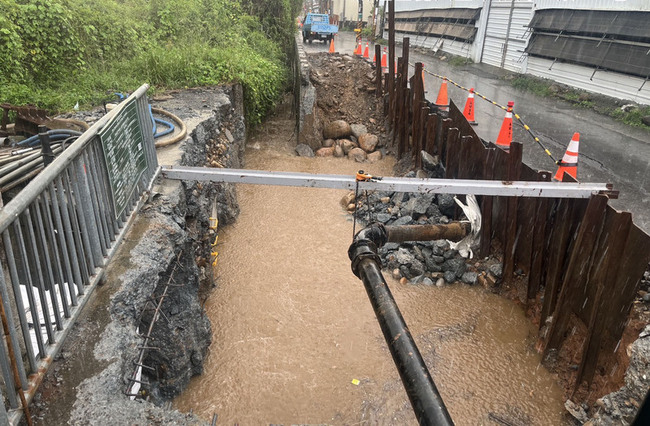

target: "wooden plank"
[438,118,452,165]
[543,194,609,356]
[424,113,438,156]
[479,148,496,258]
[392,57,403,147]
[388,0,395,112]
[502,142,523,287]
[539,199,573,328]
[375,44,382,97]
[527,171,553,301]
[457,135,474,180]
[601,223,650,360]
[448,100,481,143]
[400,87,410,158]
[514,166,542,280]
[462,135,484,180]
[418,106,430,162]
[574,208,632,391]
[444,128,460,179]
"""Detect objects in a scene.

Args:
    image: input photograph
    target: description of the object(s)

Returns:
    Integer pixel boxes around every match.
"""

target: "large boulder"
[358,133,379,152]
[323,120,352,139]
[367,150,383,163]
[316,147,335,157]
[295,143,314,157]
[339,139,357,154]
[348,147,367,162]
[351,123,368,139]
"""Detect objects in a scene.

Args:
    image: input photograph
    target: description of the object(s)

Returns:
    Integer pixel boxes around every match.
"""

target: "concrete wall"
[296,35,323,151]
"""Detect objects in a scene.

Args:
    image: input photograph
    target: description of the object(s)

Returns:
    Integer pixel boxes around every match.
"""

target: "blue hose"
[148,104,175,139]
[16,130,83,147]
[153,117,175,138]
[148,104,157,135]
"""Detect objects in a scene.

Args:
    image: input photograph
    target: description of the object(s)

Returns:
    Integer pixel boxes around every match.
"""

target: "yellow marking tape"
[417,64,559,165]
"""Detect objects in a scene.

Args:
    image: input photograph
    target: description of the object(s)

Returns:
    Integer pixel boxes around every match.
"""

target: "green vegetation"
[511,74,650,129]
[510,75,552,97]
[0,0,302,125]
[448,55,473,67]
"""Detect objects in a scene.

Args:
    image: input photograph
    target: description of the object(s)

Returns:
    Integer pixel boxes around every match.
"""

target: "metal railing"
[0,84,158,424]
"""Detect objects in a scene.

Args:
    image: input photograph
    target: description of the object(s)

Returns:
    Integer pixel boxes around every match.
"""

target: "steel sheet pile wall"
[0,86,158,425]
[379,9,650,397]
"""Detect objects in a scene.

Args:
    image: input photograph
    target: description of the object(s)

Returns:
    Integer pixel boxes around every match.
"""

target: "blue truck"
[302,13,338,44]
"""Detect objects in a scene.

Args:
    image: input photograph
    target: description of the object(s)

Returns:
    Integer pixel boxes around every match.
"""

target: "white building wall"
[331,0,376,23]
[480,1,533,73]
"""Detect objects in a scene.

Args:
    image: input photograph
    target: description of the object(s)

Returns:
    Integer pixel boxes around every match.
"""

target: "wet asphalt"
[304,31,650,234]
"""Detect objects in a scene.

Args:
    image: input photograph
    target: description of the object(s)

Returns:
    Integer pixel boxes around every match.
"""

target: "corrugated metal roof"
[535,0,650,12]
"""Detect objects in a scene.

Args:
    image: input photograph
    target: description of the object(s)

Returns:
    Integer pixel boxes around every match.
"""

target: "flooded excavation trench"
[174,110,567,424]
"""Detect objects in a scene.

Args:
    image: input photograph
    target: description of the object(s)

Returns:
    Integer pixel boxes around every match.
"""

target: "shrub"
[1,0,297,125]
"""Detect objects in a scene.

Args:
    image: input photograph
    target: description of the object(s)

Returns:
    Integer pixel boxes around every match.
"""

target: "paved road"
[305,32,650,234]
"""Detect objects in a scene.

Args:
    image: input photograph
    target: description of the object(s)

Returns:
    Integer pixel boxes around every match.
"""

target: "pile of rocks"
[296,119,384,163]
[348,152,503,287]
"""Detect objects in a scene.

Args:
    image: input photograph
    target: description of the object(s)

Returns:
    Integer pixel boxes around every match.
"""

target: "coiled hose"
[151,106,187,148]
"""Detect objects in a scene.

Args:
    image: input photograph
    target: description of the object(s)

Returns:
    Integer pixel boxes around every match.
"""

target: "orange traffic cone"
[495,101,514,150]
[363,42,369,59]
[422,66,426,92]
[381,47,388,73]
[463,88,477,125]
[354,41,362,55]
[435,78,449,111]
[329,38,335,54]
[554,133,580,181]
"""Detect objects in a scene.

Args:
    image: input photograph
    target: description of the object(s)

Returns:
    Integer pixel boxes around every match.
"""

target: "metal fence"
[0,84,158,424]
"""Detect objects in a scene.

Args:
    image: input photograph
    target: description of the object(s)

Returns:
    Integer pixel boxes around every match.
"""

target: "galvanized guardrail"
[0,84,158,424]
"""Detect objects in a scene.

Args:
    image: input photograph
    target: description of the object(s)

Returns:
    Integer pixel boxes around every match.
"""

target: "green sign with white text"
[98,99,147,219]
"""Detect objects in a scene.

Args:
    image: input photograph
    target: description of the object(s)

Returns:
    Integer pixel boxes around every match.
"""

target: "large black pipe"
[348,237,454,426]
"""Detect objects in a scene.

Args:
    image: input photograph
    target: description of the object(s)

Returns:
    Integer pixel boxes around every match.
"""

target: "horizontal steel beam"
[160,166,615,199]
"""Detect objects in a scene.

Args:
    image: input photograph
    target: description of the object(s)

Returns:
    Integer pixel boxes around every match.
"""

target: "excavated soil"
[308,52,388,142]
[308,52,649,419]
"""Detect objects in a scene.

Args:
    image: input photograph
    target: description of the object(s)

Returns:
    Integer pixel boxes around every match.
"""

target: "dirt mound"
[308,52,387,141]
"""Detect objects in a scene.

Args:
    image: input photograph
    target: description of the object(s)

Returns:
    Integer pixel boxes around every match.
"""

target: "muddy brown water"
[174,117,568,424]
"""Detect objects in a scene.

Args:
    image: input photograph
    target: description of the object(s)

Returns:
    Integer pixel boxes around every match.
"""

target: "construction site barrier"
[378,17,650,399]
[0,85,159,425]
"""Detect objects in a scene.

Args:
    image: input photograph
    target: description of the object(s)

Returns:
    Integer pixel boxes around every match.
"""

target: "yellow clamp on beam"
[209,217,219,230]
[212,235,219,247]
[211,250,219,266]
[356,170,382,182]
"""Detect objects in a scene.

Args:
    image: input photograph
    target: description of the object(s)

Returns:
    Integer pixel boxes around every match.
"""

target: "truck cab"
[302,13,338,44]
